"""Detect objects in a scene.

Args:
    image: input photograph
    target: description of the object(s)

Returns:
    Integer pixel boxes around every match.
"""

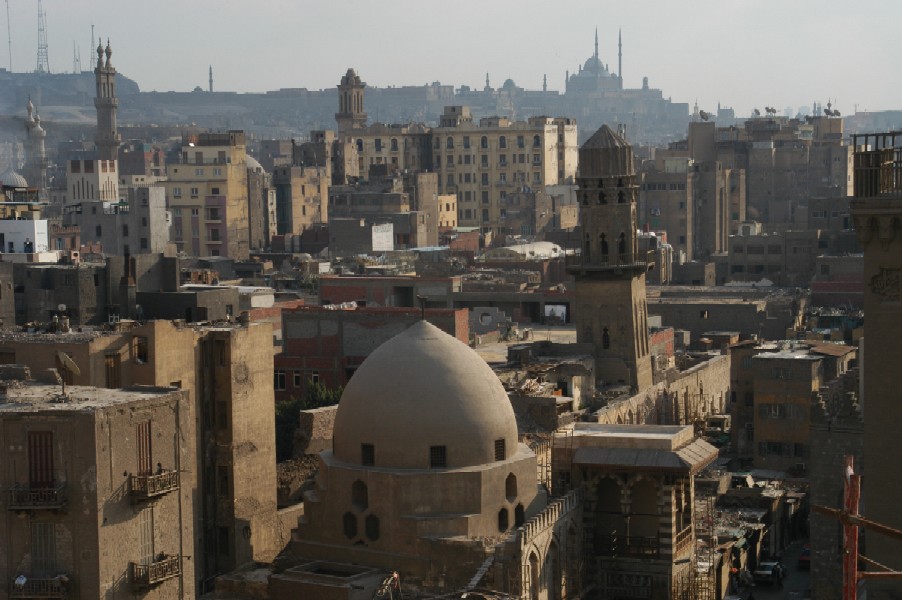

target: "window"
[95,225,102,237]
[498,508,509,532]
[494,438,506,461]
[480,136,488,149]
[218,526,230,556]
[499,136,507,149]
[352,480,368,511]
[207,207,220,220]
[274,369,286,390]
[140,237,148,250]
[293,371,302,388]
[374,138,383,152]
[517,135,525,148]
[429,445,447,468]
[446,136,454,149]
[134,336,149,363]
[218,466,229,497]
[533,135,541,148]
[361,443,375,466]
[343,512,357,539]
[365,514,380,541]
[209,228,220,242]
[482,191,489,204]
[173,187,182,197]
[310,371,320,384]
[212,168,222,176]
[745,423,754,442]
[390,138,398,152]
[505,472,517,501]
[195,168,204,176]
[481,173,489,186]
[122,225,129,237]
[462,136,470,149]
[481,154,488,167]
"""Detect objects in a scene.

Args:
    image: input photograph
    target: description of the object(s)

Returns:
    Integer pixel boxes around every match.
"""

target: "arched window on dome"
[506,473,518,502]
[498,508,509,532]
[352,480,368,511]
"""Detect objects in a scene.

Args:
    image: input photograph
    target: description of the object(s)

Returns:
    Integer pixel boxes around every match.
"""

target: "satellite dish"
[56,351,81,377]
[57,304,67,312]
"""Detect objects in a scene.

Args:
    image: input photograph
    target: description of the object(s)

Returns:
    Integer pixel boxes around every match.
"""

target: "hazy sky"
[5,0,899,117]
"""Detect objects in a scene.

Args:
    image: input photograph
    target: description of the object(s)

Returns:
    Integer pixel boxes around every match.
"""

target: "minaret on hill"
[568,125,653,392]
[94,38,121,161]
[335,68,367,135]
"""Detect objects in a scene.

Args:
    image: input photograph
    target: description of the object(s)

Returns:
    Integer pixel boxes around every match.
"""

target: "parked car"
[798,543,811,569]
[753,561,780,584]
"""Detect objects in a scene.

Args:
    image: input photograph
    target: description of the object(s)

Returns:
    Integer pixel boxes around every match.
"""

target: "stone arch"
[630,477,659,538]
[528,551,541,600]
[546,540,562,600]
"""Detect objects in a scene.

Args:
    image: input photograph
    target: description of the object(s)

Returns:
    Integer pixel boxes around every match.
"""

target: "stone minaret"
[335,68,367,135]
[569,125,653,392]
[94,38,121,161]
[23,97,47,193]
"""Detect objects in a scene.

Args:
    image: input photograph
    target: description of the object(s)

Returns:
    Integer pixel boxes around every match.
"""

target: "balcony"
[565,251,651,276]
[595,534,660,558]
[130,555,181,589]
[10,575,71,599]
[7,483,67,511]
[128,470,179,503]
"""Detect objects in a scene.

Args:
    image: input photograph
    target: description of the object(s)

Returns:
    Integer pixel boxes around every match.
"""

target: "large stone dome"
[332,320,518,470]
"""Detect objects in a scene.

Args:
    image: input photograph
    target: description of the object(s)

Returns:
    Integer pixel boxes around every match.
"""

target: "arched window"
[598,190,607,204]
[446,136,454,149]
[390,138,398,152]
[480,136,488,149]
[603,328,610,350]
[506,473,518,501]
[618,233,627,257]
[584,234,591,261]
[365,514,380,541]
[618,189,626,203]
[600,234,609,259]
[498,508,509,532]
[352,480,368,511]
[515,503,526,527]
[343,512,357,539]
[356,139,363,153]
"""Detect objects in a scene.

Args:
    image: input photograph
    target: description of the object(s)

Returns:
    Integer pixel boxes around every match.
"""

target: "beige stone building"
[553,423,718,600]
[569,125,653,392]
[0,320,280,593]
[270,165,329,235]
[278,321,582,598]
[432,107,578,232]
[850,131,902,598]
[0,383,195,599]
[164,132,250,259]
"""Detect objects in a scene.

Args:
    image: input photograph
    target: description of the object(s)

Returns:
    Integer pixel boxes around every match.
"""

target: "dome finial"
[594,27,599,59]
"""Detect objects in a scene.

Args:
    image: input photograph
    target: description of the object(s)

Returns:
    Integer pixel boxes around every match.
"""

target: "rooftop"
[0,383,181,413]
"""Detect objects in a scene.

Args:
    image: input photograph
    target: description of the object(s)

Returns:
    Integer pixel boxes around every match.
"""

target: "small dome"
[245,155,264,173]
[332,321,518,470]
[0,168,28,188]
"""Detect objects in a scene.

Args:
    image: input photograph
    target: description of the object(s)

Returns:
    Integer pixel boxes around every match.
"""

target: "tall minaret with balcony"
[94,38,121,161]
[569,125,652,392]
[335,68,367,136]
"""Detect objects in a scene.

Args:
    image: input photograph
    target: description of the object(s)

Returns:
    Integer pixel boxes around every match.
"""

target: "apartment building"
[164,132,250,259]
[432,107,577,233]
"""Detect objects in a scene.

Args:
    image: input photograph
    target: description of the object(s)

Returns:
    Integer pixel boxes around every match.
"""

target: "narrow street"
[736,539,811,600]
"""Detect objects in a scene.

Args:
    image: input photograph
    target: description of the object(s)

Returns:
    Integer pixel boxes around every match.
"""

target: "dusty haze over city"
[2,0,899,118]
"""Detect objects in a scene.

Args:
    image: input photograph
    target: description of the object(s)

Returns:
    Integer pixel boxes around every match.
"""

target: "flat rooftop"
[0,383,181,413]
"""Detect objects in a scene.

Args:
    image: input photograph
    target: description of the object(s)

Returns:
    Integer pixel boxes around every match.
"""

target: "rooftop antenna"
[72,41,80,73]
[416,295,427,321]
[5,0,11,71]
[35,0,49,73]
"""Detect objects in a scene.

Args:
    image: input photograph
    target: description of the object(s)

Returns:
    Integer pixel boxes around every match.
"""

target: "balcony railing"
[674,525,693,555]
[7,483,67,511]
[130,555,181,589]
[10,575,70,599]
[595,534,660,558]
[128,470,179,502]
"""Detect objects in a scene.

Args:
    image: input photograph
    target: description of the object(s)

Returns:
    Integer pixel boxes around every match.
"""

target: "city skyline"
[2,0,899,119]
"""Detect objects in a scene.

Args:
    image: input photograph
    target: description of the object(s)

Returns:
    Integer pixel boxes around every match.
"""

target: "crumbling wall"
[296,405,338,455]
